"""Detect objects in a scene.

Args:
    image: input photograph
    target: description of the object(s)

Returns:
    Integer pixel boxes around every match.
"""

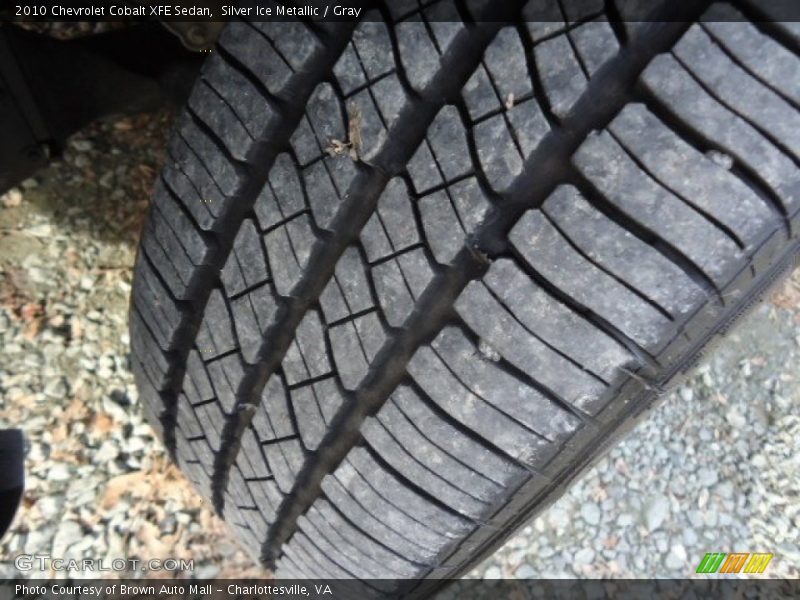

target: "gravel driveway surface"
[0,110,797,581]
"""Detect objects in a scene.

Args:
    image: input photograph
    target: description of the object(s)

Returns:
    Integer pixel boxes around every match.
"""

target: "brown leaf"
[91,411,116,435]
[347,103,362,159]
[771,269,800,311]
[101,471,150,509]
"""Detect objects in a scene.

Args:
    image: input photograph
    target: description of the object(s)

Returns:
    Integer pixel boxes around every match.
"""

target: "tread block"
[264,438,305,494]
[348,75,410,162]
[574,128,744,287]
[129,311,171,389]
[407,105,472,193]
[236,428,272,480]
[608,104,775,248]
[142,214,193,295]
[642,54,800,216]
[396,21,443,92]
[189,437,216,476]
[484,258,634,383]
[289,116,320,167]
[510,208,674,351]
[701,10,800,107]
[255,21,323,73]
[507,98,551,158]
[320,247,375,324]
[348,447,473,538]
[241,506,269,541]
[543,184,705,318]
[534,34,587,118]
[474,114,523,191]
[409,330,559,469]
[290,379,344,450]
[362,414,491,518]
[165,136,229,221]
[220,219,270,297]
[309,377,345,425]
[425,106,472,182]
[372,249,434,327]
[305,157,359,232]
[146,214,196,285]
[264,214,318,296]
[561,0,604,22]
[434,326,582,438]
[304,82,348,159]
[132,258,182,350]
[202,53,281,142]
[195,289,239,359]
[320,469,438,563]
[176,393,204,439]
[195,400,226,451]
[255,154,307,231]
[673,25,800,162]
[407,140,443,194]
[352,19,395,80]
[391,385,524,487]
[153,180,213,266]
[484,27,533,103]
[333,43,367,96]
[360,177,420,263]
[220,21,293,95]
[175,114,243,198]
[297,511,399,582]
[463,64,503,122]
[189,80,254,162]
[230,282,280,364]
[330,311,388,390]
[292,531,363,579]
[282,309,333,385]
[248,478,282,523]
[227,466,254,507]
[289,386,326,450]
[376,395,505,501]
[353,311,388,365]
[253,375,296,442]
[183,349,216,405]
[420,177,492,265]
[205,353,246,413]
[570,19,619,75]
[161,162,217,231]
[522,1,564,43]
[307,502,417,578]
[457,279,610,415]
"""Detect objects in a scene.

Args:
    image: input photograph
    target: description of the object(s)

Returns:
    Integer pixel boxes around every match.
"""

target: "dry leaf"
[102,471,150,509]
[771,270,800,311]
[91,411,116,435]
[325,138,350,157]
[347,103,362,159]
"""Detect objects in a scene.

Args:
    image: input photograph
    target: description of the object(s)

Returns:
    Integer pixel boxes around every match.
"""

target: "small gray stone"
[483,566,502,579]
[581,503,601,526]
[47,463,71,482]
[515,564,537,578]
[643,494,670,531]
[697,468,719,487]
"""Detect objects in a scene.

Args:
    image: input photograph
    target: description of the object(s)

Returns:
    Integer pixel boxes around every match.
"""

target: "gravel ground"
[0,110,798,581]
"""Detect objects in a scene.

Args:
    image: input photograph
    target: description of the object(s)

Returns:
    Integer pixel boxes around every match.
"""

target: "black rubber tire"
[129,0,800,591]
